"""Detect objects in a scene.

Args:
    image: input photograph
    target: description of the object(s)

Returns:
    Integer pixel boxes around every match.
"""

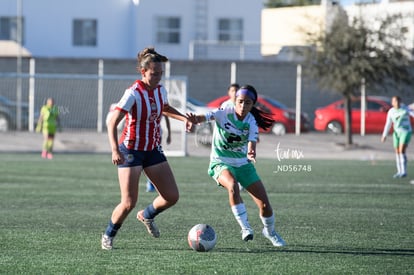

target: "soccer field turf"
[1,153,413,274]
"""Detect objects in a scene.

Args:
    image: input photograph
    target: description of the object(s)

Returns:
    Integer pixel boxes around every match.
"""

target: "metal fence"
[0,67,187,133]
[188,41,282,60]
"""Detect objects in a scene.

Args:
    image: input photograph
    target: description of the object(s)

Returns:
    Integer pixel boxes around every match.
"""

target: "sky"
[339,0,385,6]
[340,0,355,5]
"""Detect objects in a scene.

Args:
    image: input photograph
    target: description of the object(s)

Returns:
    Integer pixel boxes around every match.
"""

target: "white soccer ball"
[187,224,217,252]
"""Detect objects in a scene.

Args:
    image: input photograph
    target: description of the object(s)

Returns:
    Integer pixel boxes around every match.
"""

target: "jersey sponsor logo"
[227,133,242,144]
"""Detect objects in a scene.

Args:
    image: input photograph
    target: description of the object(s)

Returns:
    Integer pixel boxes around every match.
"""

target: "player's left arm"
[162,104,186,120]
[163,115,172,144]
[163,104,192,132]
[247,141,257,163]
[247,116,259,162]
[56,111,62,132]
[407,106,414,118]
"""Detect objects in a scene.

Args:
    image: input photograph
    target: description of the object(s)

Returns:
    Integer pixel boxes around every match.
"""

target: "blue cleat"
[146,181,156,192]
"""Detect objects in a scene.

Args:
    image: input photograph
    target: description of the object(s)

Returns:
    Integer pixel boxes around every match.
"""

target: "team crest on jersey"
[149,98,158,121]
[150,102,157,111]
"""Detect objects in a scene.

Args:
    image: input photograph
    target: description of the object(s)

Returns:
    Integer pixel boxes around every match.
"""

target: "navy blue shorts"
[118,143,167,168]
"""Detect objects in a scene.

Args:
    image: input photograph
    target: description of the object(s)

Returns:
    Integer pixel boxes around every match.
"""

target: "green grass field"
[1,153,413,274]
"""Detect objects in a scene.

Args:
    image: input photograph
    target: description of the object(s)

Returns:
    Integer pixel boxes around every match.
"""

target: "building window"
[73,19,97,46]
[217,18,243,42]
[0,16,25,43]
[156,17,180,44]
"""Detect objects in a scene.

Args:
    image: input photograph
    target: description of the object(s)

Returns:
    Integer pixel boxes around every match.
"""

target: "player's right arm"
[186,109,219,124]
[186,113,206,124]
[35,107,45,132]
[107,108,125,165]
[381,109,393,142]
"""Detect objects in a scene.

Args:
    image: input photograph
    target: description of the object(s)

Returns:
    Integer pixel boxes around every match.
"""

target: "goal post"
[161,76,188,157]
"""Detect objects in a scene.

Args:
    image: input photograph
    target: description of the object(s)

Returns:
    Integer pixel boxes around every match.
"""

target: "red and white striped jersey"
[115,80,168,151]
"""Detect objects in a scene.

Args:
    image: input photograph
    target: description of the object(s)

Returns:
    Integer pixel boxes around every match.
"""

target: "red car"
[314,96,396,134]
[207,95,310,135]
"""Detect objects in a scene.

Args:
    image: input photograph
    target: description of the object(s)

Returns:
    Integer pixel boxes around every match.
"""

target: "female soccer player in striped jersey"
[101,47,193,250]
[187,85,286,247]
[381,96,414,178]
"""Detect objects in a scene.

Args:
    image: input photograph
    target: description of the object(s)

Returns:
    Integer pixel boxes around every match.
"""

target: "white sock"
[400,153,407,175]
[396,154,402,174]
[260,213,275,235]
[231,203,251,230]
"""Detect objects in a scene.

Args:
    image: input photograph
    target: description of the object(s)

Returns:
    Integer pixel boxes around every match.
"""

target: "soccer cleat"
[101,234,113,250]
[41,151,47,158]
[393,173,407,178]
[47,153,53,159]
[146,181,156,192]
[137,210,160,238]
[262,229,286,247]
[241,228,254,241]
[238,182,245,192]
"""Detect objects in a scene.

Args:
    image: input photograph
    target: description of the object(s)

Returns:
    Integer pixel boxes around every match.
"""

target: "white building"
[1,0,413,60]
[0,0,265,60]
[262,0,414,58]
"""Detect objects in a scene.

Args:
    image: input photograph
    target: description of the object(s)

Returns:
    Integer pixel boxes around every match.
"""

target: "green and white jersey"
[207,107,259,167]
[382,106,414,137]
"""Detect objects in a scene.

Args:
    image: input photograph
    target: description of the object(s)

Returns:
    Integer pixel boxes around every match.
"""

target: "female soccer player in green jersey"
[381,96,414,178]
[36,97,60,159]
[187,85,286,247]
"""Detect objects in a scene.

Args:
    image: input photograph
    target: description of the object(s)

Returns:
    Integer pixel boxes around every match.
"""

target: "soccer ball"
[187,224,217,252]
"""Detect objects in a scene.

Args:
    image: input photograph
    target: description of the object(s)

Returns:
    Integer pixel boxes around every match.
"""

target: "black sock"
[104,220,121,237]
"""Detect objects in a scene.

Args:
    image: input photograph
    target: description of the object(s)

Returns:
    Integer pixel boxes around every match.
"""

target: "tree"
[303,12,413,146]
[264,0,321,8]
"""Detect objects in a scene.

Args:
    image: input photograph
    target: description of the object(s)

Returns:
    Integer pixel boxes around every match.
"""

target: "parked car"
[313,96,407,134]
[207,95,310,135]
[186,97,213,116]
[0,95,30,132]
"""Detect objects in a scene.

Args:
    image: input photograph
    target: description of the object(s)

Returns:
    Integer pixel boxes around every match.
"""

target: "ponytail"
[250,107,274,131]
[137,47,168,71]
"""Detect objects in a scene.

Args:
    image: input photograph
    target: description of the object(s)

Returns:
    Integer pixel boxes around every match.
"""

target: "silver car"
[0,95,30,132]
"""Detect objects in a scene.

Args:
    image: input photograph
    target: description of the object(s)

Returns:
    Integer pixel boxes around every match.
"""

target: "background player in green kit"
[187,84,286,247]
[36,97,60,159]
[381,96,414,178]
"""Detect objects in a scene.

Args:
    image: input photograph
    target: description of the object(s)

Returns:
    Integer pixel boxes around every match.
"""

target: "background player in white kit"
[220,83,240,109]
[381,96,414,178]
